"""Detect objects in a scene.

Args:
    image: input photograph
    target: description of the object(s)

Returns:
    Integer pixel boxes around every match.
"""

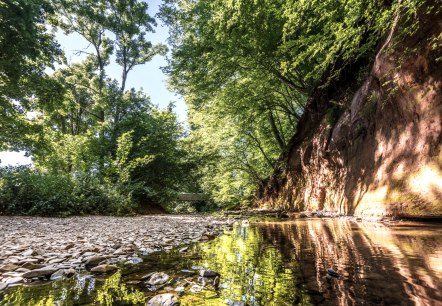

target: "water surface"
[1,219,441,305]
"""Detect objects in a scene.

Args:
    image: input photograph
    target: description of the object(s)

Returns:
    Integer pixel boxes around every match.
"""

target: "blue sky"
[0,0,185,166]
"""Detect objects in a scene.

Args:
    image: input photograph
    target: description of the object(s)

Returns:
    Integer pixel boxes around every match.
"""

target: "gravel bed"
[0,215,232,288]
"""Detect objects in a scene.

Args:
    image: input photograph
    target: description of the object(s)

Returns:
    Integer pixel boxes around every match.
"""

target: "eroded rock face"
[146,293,179,306]
[255,7,442,218]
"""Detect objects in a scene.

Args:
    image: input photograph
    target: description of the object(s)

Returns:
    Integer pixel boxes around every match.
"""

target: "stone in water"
[146,293,179,306]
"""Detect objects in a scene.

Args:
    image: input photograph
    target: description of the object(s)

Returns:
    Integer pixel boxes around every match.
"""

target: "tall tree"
[159,0,399,206]
[0,0,61,151]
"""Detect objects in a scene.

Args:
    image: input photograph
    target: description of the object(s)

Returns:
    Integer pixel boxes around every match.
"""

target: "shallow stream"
[1,219,441,305]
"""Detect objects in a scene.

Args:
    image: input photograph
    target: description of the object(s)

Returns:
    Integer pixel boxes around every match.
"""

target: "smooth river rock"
[0,215,232,288]
[22,267,58,279]
[145,272,170,286]
[146,293,179,306]
[91,264,117,274]
[20,263,45,270]
[64,268,77,278]
[85,255,106,267]
[5,277,23,285]
[199,269,220,277]
[22,249,36,256]
[50,269,65,281]
[0,264,18,272]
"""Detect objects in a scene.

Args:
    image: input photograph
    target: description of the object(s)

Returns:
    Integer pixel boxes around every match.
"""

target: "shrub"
[0,166,135,216]
[0,167,78,216]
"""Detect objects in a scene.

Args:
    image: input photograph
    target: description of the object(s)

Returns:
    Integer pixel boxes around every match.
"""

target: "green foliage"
[0,166,76,216]
[160,0,386,206]
[159,0,428,208]
[1,0,433,213]
[108,105,194,206]
[0,0,195,214]
[280,0,389,86]
[159,0,311,207]
[0,166,134,216]
[0,0,61,92]
[0,0,62,150]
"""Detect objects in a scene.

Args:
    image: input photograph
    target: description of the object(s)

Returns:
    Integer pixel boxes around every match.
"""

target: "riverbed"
[1,218,441,305]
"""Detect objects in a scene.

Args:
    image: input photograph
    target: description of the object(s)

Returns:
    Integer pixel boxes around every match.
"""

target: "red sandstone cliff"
[256,7,442,218]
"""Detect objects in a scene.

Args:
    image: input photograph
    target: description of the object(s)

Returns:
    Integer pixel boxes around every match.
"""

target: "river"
[1,219,441,305]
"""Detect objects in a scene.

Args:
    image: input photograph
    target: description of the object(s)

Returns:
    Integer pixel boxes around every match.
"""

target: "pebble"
[22,267,58,279]
[199,269,220,277]
[190,284,203,293]
[126,256,143,264]
[146,293,179,306]
[91,264,118,274]
[64,268,77,278]
[5,277,23,285]
[179,247,188,253]
[226,301,245,306]
[22,249,35,256]
[113,248,127,255]
[85,256,106,268]
[327,268,340,278]
[213,275,220,289]
[0,264,18,272]
[21,263,45,270]
[0,215,231,288]
[63,243,75,250]
[50,269,65,281]
[145,272,170,286]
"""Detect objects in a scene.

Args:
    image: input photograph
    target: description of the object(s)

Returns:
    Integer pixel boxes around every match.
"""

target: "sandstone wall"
[256,8,442,218]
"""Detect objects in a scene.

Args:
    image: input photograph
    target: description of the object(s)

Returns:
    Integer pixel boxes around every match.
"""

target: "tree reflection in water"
[1,220,441,306]
[257,220,442,305]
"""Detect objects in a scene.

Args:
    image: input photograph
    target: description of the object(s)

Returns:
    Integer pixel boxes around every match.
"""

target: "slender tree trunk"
[267,110,285,150]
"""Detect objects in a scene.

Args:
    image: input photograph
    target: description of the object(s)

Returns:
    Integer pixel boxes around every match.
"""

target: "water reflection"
[1,220,441,305]
[183,224,308,305]
[0,272,145,305]
[257,220,442,305]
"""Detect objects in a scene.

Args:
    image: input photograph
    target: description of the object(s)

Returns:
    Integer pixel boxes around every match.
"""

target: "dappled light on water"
[1,219,441,305]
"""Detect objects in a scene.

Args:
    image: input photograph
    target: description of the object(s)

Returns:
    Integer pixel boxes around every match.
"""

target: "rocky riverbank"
[0,215,232,291]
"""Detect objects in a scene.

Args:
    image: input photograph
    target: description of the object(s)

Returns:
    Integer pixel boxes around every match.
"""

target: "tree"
[0,0,61,150]
[159,0,400,206]
[21,0,193,210]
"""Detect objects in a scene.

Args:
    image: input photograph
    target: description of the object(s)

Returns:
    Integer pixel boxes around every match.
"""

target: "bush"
[0,166,135,217]
[74,175,135,215]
